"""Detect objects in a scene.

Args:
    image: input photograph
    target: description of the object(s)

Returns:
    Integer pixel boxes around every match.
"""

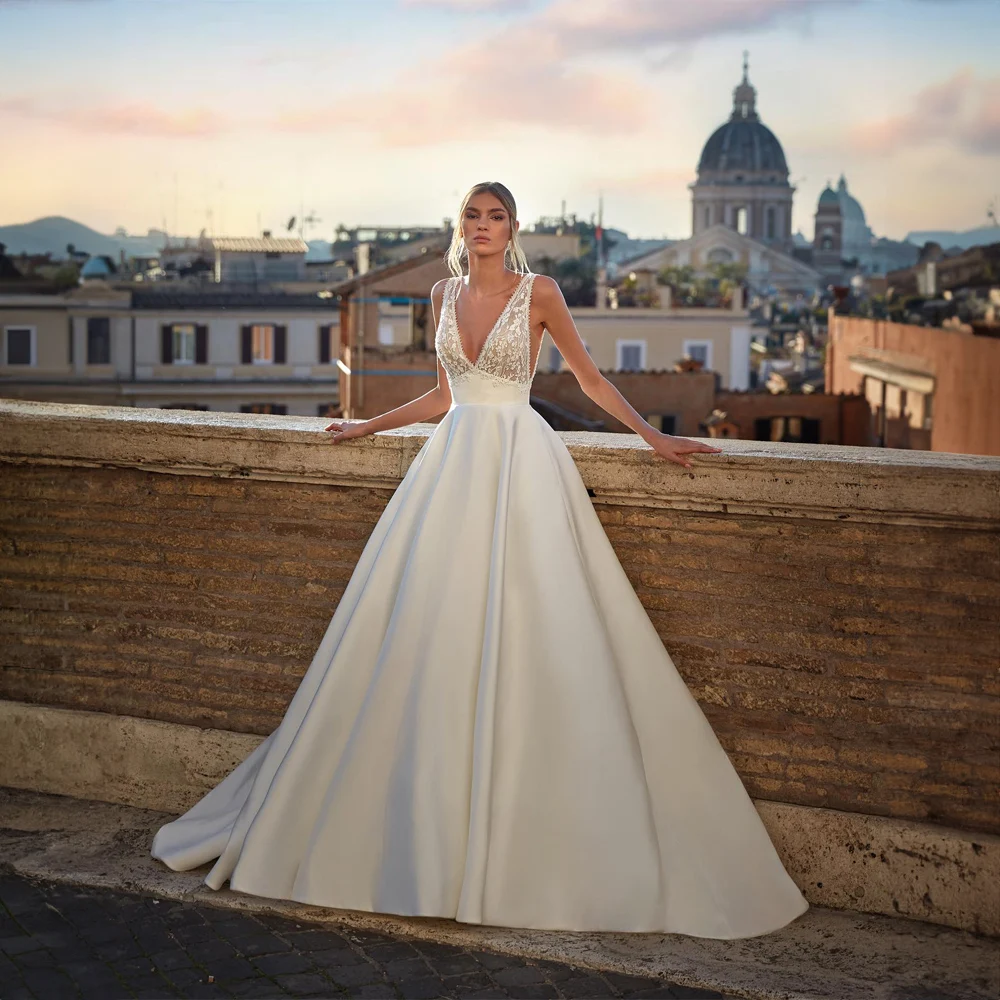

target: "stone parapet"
[1,398,998,841]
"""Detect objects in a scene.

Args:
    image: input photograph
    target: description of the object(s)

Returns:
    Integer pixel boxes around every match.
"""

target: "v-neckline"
[451,272,529,369]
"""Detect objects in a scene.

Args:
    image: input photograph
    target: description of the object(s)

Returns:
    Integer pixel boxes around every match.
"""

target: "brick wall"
[2,440,997,835]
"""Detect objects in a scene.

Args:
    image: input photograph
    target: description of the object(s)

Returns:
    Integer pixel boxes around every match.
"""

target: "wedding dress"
[151,271,809,939]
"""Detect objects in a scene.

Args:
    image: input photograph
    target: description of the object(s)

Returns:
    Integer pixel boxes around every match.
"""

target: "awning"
[847,355,935,394]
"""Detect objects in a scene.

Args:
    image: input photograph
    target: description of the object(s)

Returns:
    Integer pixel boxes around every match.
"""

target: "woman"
[152,181,810,939]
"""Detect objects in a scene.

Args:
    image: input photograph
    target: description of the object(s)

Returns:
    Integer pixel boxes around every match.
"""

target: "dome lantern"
[731,50,758,122]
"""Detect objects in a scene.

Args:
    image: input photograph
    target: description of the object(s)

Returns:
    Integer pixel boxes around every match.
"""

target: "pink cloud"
[533,0,862,58]
[273,24,651,146]
[850,69,1000,156]
[401,0,526,9]
[0,97,230,137]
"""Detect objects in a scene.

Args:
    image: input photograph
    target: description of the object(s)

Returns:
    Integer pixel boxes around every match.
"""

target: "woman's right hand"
[324,420,372,444]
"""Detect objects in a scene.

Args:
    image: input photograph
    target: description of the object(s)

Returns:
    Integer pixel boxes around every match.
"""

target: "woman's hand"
[648,433,723,469]
[323,420,372,444]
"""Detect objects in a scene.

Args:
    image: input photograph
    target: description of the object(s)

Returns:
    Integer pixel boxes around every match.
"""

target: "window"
[766,206,776,240]
[173,324,196,364]
[703,206,710,228]
[252,324,273,362]
[377,321,394,345]
[241,324,287,364]
[317,402,339,418]
[161,323,208,364]
[734,206,748,235]
[616,339,646,371]
[548,344,562,371]
[683,339,712,370]
[318,324,336,364]
[4,326,35,365]
[160,403,210,411]
[87,317,111,364]
[240,403,288,415]
[644,414,677,434]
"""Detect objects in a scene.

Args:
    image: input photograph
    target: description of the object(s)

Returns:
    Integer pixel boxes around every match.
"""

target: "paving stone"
[509,985,561,1000]
[394,974,449,998]
[560,973,620,997]
[326,960,382,988]
[253,950,315,976]
[0,872,741,1000]
[382,955,432,979]
[364,939,422,962]
[351,984,400,999]
[428,951,484,977]
[469,949,527,971]
[273,970,338,995]
[310,945,369,968]
[492,963,546,987]
[231,931,295,957]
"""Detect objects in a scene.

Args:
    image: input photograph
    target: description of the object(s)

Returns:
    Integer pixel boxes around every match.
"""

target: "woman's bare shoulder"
[531,274,563,297]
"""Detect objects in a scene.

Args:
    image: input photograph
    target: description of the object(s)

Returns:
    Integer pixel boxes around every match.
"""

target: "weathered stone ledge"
[2,398,998,527]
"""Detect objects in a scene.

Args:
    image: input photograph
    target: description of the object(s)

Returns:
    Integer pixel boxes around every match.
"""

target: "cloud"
[273,22,651,146]
[850,69,1000,156]
[401,0,527,9]
[530,0,862,59]
[276,0,861,147]
[0,97,230,137]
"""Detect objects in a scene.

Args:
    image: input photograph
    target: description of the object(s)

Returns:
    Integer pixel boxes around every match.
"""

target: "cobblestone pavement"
[0,873,740,1000]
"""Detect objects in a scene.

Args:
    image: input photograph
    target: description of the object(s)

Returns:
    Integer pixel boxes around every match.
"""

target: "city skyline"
[2,0,998,243]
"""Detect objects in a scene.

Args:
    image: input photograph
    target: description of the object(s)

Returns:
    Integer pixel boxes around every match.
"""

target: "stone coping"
[2,398,998,527]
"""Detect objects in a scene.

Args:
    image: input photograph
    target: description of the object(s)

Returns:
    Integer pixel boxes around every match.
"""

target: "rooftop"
[209,237,309,255]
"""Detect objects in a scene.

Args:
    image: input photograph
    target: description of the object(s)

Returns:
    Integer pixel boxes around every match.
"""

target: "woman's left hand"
[649,433,723,469]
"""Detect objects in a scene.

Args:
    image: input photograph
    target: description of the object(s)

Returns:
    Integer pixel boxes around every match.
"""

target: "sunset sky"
[2,0,998,243]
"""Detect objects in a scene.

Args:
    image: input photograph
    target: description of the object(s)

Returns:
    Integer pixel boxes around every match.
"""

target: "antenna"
[300,210,322,241]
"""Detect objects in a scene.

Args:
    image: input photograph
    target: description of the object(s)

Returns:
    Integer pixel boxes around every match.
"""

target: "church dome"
[818,185,839,208]
[697,59,789,178]
[836,175,867,223]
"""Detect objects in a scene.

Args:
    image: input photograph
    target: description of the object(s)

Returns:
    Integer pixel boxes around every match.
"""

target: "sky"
[1,0,998,242]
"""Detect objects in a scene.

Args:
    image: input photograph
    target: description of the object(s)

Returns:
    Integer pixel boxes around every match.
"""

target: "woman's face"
[461,192,518,261]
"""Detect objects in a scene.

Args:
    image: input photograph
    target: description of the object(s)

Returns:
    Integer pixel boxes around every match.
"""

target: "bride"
[151,181,810,940]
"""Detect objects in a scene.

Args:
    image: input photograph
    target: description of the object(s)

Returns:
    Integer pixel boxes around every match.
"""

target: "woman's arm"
[324,279,454,444]
[533,275,722,469]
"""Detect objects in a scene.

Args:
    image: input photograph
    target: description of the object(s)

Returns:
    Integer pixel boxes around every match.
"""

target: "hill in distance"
[904,224,1000,251]
[0,216,165,258]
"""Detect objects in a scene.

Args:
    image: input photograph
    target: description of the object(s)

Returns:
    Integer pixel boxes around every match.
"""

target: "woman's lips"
[473,236,489,243]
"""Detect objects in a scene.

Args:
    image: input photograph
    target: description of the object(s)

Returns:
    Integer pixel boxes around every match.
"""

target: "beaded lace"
[435,272,538,388]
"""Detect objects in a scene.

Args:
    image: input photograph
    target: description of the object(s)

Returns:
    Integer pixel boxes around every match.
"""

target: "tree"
[532,254,596,307]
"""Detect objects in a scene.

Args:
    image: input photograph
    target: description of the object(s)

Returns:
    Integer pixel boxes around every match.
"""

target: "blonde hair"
[446,181,530,277]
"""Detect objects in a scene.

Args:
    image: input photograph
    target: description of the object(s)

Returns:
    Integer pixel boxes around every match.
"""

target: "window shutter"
[274,325,287,364]
[318,324,330,364]
[195,325,208,363]
[241,325,252,363]
[161,325,173,364]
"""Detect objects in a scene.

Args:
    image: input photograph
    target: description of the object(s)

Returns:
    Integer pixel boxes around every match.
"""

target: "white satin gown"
[152,271,810,939]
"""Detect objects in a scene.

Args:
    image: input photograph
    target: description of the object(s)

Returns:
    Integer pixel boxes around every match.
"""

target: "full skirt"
[151,400,809,938]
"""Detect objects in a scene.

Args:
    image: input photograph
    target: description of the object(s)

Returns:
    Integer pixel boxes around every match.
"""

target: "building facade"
[0,284,340,417]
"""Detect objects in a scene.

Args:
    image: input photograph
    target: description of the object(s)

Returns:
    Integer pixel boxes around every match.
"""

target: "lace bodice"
[435,272,538,391]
